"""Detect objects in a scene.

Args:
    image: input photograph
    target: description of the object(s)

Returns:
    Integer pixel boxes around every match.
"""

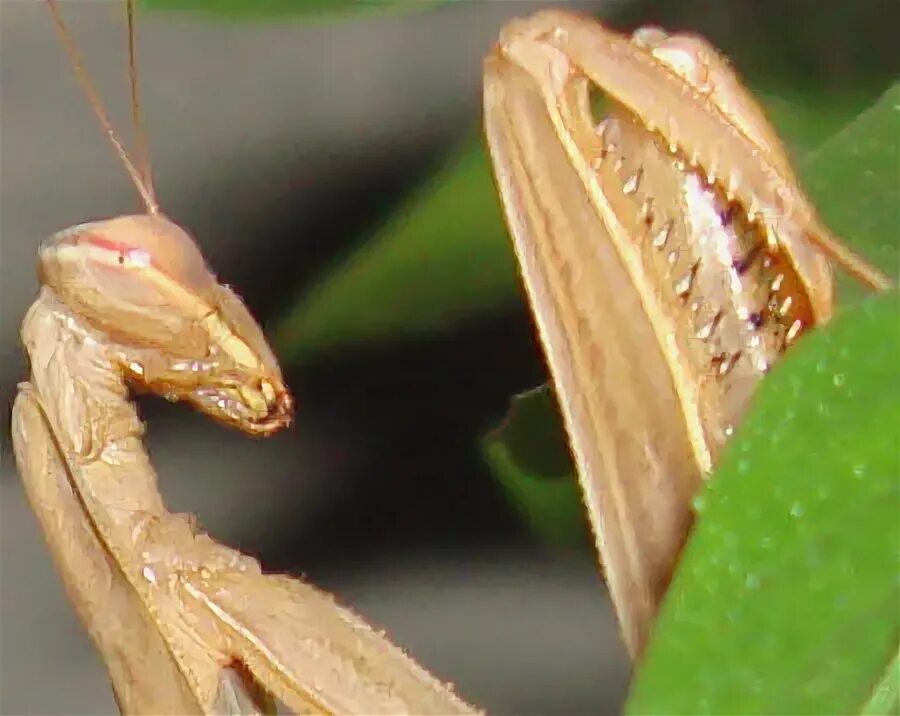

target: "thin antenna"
[125,0,156,202]
[45,0,160,215]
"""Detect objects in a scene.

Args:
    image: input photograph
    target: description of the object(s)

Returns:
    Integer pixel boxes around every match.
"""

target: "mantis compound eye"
[39,214,293,434]
[39,214,218,351]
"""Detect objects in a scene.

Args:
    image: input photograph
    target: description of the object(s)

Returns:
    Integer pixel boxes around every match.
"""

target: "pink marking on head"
[67,215,218,300]
[80,234,153,268]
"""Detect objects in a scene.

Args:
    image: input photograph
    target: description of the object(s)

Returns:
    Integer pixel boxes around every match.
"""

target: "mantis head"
[39,213,293,435]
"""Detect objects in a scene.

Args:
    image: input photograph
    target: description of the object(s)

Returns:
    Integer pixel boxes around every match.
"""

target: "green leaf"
[141,0,440,19]
[862,652,900,716]
[799,82,900,302]
[274,142,519,363]
[627,292,900,714]
[482,387,586,549]
[755,88,879,157]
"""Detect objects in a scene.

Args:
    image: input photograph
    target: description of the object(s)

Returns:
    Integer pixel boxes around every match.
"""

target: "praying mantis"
[11,2,889,714]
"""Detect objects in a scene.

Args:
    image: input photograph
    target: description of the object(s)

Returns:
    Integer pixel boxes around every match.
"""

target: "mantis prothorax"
[12,2,474,713]
[484,10,891,660]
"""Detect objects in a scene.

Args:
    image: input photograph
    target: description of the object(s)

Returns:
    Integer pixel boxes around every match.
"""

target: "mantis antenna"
[44,0,160,215]
[125,0,155,201]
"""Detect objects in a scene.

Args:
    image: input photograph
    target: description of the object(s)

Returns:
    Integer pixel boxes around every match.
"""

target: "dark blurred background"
[1,1,896,714]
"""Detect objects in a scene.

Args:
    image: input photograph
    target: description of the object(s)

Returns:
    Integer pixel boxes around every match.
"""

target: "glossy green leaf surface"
[862,653,900,716]
[627,291,899,713]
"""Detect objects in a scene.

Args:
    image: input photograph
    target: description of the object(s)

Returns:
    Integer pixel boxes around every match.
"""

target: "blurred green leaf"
[627,291,900,713]
[482,387,586,549]
[799,82,900,303]
[862,653,900,716]
[141,0,440,19]
[755,88,878,157]
[274,142,518,363]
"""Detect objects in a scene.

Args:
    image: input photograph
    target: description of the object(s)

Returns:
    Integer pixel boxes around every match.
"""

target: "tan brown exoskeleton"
[11,1,475,713]
[483,9,889,659]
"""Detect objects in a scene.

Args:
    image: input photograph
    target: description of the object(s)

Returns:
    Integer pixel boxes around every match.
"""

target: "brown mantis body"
[13,278,472,714]
[13,2,889,711]
[12,2,473,713]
